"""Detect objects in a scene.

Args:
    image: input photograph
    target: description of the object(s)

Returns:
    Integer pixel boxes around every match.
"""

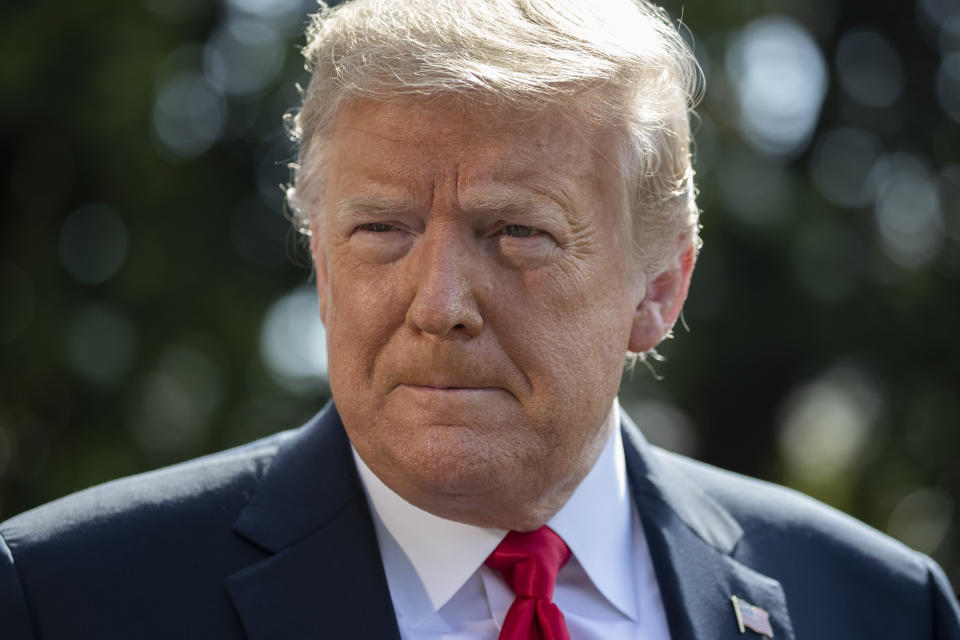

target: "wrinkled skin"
[310,98,694,530]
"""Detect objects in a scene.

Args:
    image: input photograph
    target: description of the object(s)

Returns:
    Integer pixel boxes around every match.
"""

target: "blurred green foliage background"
[1,0,958,590]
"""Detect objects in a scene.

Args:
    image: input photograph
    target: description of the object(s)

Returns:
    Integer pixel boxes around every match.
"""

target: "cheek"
[324,262,408,381]
[533,257,636,346]
[499,265,633,400]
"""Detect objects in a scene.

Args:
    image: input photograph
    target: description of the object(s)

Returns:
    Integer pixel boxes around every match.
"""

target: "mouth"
[389,383,517,410]
[392,383,512,401]
[397,383,501,392]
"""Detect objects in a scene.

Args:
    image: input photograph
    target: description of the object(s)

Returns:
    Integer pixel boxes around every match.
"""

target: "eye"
[502,224,538,238]
[356,222,396,233]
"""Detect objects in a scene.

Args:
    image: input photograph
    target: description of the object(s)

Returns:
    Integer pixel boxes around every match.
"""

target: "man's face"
[312,98,664,528]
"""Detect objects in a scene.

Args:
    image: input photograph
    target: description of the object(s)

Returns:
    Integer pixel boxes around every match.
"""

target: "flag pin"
[731,595,774,637]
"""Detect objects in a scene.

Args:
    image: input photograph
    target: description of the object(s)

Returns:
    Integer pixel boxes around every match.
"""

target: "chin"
[378,422,524,500]
[392,444,560,530]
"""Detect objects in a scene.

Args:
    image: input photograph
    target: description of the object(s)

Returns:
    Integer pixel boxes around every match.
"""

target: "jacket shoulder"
[0,430,296,640]
[1,430,291,547]
[651,447,960,636]
[654,448,925,566]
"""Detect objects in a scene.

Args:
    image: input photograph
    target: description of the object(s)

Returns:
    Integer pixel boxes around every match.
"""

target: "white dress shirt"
[352,402,672,639]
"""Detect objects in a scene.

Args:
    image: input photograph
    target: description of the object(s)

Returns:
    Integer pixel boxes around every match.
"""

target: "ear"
[628,242,696,353]
[309,221,329,325]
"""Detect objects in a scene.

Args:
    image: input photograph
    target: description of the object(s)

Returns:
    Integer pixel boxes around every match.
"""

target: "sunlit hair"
[286,0,703,277]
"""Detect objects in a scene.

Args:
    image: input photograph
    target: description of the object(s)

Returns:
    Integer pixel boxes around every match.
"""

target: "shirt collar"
[353,401,637,623]
[353,449,505,623]
[547,401,639,620]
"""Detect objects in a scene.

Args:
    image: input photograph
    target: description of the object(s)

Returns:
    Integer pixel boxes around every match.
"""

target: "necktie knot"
[485,526,572,640]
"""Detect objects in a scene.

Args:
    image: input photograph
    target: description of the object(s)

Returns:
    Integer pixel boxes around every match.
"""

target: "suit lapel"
[622,414,795,640]
[225,403,402,640]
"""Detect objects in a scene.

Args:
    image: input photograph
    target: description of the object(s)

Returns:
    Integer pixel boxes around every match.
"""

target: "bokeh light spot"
[58,203,128,285]
[887,487,954,555]
[225,0,307,32]
[778,366,882,484]
[835,29,905,108]
[620,397,699,457]
[65,302,138,387]
[872,153,944,270]
[717,147,794,227]
[204,18,285,97]
[260,285,328,394]
[810,127,884,208]
[936,52,960,122]
[917,0,960,52]
[129,344,224,455]
[726,16,828,156]
[151,73,228,159]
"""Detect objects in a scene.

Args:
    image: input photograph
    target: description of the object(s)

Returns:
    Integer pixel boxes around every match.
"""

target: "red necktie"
[484,526,572,640]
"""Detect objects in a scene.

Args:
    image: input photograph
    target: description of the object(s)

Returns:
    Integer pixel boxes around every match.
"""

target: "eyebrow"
[335,195,417,218]
[334,186,574,224]
[464,188,575,225]
[463,194,532,213]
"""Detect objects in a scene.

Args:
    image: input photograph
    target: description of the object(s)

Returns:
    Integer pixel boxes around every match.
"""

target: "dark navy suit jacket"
[2,402,958,638]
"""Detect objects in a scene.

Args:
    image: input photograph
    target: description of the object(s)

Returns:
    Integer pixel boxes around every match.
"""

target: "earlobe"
[627,243,696,353]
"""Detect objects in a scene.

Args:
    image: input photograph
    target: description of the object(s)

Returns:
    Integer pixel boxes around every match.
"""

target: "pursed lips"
[389,371,507,392]
[396,382,502,392]
[382,356,526,397]
[390,384,512,410]
[391,379,512,399]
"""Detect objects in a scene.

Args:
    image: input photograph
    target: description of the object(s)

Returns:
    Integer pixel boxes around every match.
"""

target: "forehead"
[324,97,624,200]
[332,97,586,151]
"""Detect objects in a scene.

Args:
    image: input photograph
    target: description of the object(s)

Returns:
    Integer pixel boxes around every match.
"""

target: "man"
[2,0,958,638]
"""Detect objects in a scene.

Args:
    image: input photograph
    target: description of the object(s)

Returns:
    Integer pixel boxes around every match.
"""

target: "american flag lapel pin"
[731,595,774,637]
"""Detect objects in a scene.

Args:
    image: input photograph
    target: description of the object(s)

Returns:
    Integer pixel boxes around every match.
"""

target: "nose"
[405,225,483,338]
